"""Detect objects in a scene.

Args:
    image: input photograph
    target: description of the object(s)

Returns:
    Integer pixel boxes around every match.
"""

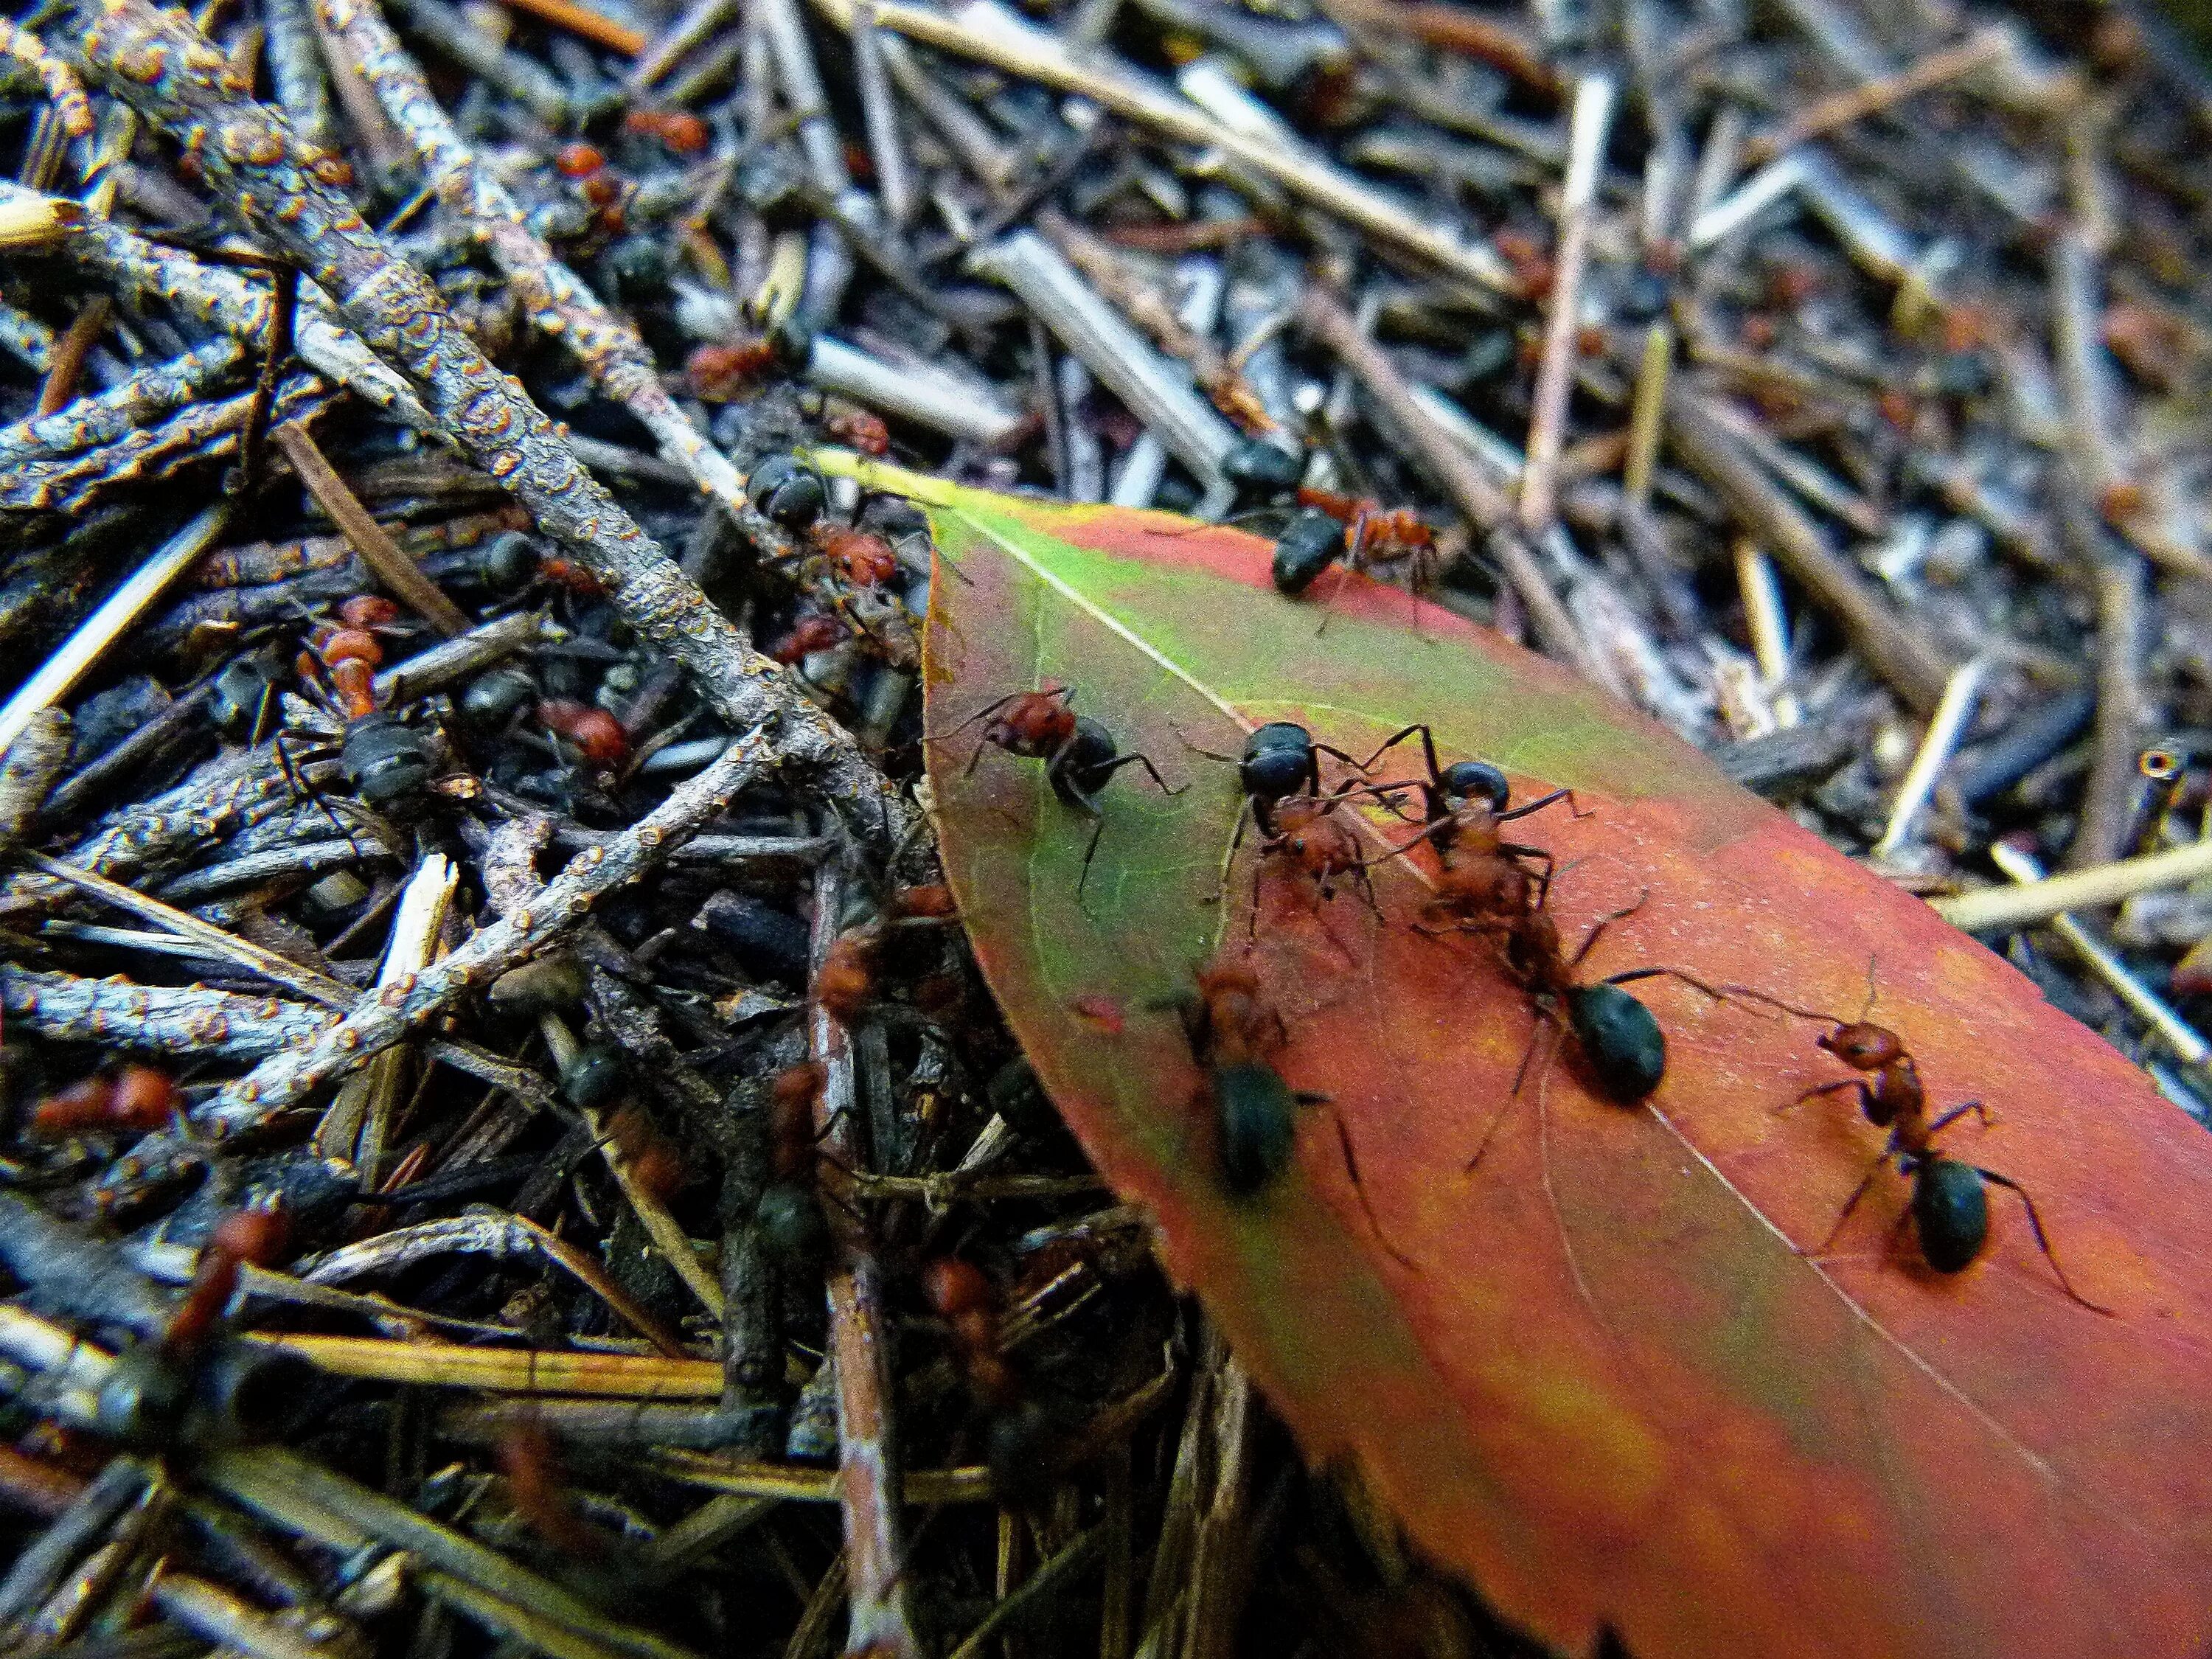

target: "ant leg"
[1072,801,1107,907]
[1353,723,1439,779]
[1175,727,1240,765]
[928,692,1028,749]
[1334,1112,1417,1272]
[1085,749,1184,795]
[1780,1078,1863,1116]
[1809,1152,1898,1255]
[1209,801,1253,906]
[1499,787,1587,824]
[1603,964,1739,1006]
[1971,1168,2112,1313]
[234,265,296,500]
[1498,842,1556,892]
[1925,1099,1992,1141]
[1568,888,1651,972]
[1468,1020,1554,1169]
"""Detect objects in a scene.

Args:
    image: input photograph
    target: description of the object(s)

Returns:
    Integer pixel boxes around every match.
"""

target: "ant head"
[1818,1022,1902,1070]
[1241,723,1315,800]
[1439,759,1510,812]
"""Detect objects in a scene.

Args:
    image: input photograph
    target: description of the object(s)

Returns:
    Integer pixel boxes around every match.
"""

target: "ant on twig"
[1731,967,2110,1312]
[931,686,1181,901]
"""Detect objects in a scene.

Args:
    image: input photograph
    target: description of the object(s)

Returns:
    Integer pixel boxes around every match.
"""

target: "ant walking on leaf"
[1733,964,2110,1312]
[931,685,1181,902]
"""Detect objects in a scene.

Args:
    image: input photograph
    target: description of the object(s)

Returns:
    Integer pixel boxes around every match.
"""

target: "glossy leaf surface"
[824,455,2212,1659]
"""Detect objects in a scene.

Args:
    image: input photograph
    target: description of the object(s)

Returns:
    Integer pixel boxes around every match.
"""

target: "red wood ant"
[920,1256,1016,1406]
[823,408,891,456]
[1247,784,1385,943]
[1739,975,2109,1310]
[757,1061,832,1265]
[535,699,630,769]
[933,686,1181,901]
[290,597,440,812]
[497,1419,606,1558]
[1166,956,1313,1193]
[768,610,849,664]
[1453,889,1729,1167]
[1361,723,1584,905]
[810,524,901,589]
[619,108,709,155]
[29,1065,181,1138]
[164,1206,288,1360]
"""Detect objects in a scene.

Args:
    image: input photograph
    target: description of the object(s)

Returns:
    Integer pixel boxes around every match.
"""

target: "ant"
[93,1204,291,1447]
[687,321,810,402]
[1166,954,1318,1194]
[933,686,1180,901]
[535,699,630,771]
[279,596,441,813]
[1280,487,1439,599]
[619,108,709,155]
[1161,957,1413,1264]
[822,407,891,456]
[1184,720,1384,898]
[757,1061,833,1265]
[29,1064,181,1138]
[1739,973,2109,1311]
[919,1256,1015,1407]
[1360,723,1585,904]
[1245,783,1387,944]
[1455,889,1729,1166]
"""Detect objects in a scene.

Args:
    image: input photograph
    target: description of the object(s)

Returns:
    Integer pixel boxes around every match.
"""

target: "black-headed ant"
[1163,956,1328,1196]
[757,1061,832,1265]
[291,595,439,812]
[1740,975,2110,1311]
[933,686,1181,900]
[1186,720,1382,902]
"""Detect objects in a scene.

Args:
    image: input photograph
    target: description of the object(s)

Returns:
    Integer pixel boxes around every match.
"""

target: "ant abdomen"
[1910,1158,1989,1273]
[1213,1060,1298,1195]
[1566,982,1666,1101]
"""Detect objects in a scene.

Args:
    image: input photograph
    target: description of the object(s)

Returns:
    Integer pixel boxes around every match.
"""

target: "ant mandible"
[1742,972,2110,1312]
[933,686,1182,901]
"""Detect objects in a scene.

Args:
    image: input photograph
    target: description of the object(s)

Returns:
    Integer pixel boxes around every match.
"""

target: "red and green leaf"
[819,453,2212,1659]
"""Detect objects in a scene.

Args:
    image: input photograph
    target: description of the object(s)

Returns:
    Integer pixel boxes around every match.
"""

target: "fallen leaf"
[819,453,2212,1659]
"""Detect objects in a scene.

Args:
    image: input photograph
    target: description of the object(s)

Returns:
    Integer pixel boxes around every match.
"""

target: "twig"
[176,728,764,1137]
[0,711,72,849]
[1748,27,2011,161]
[272,423,471,636]
[1872,656,1988,858]
[1518,75,1613,532]
[2071,543,2147,870]
[0,336,247,474]
[73,0,910,852]
[1933,837,2212,932]
[35,298,114,419]
[944,1525,1107,1659]
[489,0,644,53]
[0,967,339,1057]
[808,864,920,1659]
[811,0,1513,294]
[0,505,230,758]
[1297,285,1604,681]
[1666,394,1952,713]
[1986,840,2209,1065]
[251,1333,715,1393]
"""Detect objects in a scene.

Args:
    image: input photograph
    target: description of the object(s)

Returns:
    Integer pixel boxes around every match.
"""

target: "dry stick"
[181,728,766,1139]
[492,0,644,53]
[1747,26,2009,162]
[2071,524,2147,872]
[811,0,1512,294]
[1297,285,1603,680]
[0,711,72,848]
[807,866,921,1659]
[0,504,230,757]
[318,0,769,542]
[1518,75,1612,532]
[273,422,470,636]
[0,336,248,473]
[851,0,916,229]
[153,1571,364,1659]
[1666,394,1952,714]
[73,0,908,852]
[35,297,113,418]
[0,967,336,1058]
[1933,837,2212,933]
